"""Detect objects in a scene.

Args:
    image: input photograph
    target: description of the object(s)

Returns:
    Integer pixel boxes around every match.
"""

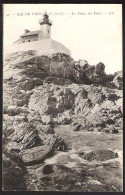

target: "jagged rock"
[12,122,30,143]
[19,145,53,165]
[30,121,67,151]
[112,71,122,89]
[12,122,42,149]
[21,130,42,150]
[74,62,106,84]
[73,123,83,131]
[57,110,73,124]
[31,122,55,134]
[38,133,67,151]
[83,150,118,161]
[30,120,54,134]
[28,84,74,124]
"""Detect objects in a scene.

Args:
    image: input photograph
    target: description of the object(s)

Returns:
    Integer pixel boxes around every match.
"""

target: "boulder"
[19,145,53,165]
[83,150,118,161]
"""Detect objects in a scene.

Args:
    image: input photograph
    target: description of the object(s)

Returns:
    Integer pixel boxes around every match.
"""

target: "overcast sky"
[3,4,122,74]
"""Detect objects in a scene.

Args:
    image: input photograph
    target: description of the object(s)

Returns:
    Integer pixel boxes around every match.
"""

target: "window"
[48,30,49,34]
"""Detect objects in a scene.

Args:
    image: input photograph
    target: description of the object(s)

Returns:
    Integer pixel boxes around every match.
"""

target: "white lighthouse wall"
[40,24,51,39]
[21,35,39,43]
[4,39,71,57]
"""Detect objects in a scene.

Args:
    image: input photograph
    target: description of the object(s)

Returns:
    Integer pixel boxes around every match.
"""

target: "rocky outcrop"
[3,51,123,191]
[82,150,118,161]
[74,61,106,84]
[4,51,75,81]
[28,84,74,124]
[4,51,122,87]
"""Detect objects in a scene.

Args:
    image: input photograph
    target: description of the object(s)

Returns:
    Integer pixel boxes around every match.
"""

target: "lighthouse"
[39,12,52,39]
[10,12,71,57]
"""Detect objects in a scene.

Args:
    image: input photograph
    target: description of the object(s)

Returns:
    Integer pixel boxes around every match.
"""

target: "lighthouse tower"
[39,12,52,39]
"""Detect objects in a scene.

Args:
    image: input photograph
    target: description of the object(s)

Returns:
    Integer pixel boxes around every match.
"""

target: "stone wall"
[5,39,71,57]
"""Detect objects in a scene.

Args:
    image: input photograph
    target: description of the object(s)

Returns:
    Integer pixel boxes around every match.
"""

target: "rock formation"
[3,51,123,191]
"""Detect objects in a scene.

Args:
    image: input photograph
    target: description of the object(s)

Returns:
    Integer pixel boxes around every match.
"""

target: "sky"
[3,4,122,74]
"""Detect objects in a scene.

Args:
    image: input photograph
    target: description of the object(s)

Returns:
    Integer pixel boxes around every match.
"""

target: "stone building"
[14,13,52,44]
[9,12,71,56]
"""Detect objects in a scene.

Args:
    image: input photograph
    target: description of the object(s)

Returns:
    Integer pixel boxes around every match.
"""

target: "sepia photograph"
[3,4,123,191]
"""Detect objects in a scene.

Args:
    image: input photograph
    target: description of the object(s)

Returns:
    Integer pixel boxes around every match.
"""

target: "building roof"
[20,30,40,38]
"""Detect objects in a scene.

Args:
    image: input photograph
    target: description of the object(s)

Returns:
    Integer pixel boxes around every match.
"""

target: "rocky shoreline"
[3,51,123,191]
